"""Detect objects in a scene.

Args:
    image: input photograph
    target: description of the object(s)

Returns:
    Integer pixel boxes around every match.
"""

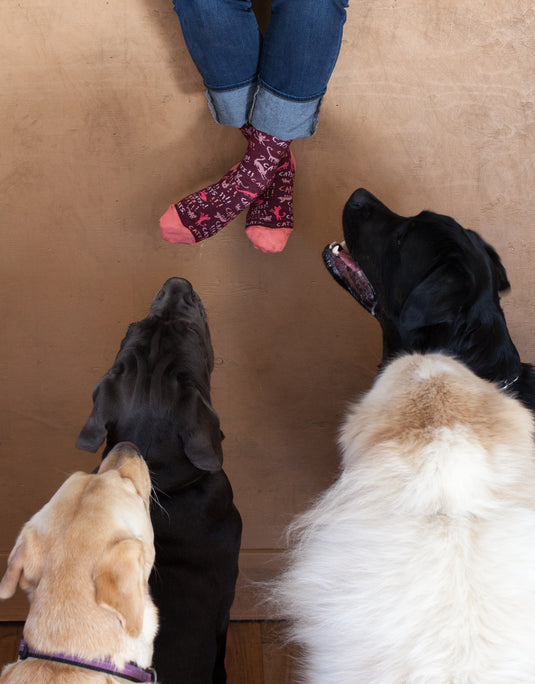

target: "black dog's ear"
[466,229,510,293]
[178,389,223,472]
[76,382,109,453]
[399,262,469,331]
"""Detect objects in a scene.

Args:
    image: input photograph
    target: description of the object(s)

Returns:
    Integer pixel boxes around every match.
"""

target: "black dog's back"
[77,277,242,684]
[323,189,535,413]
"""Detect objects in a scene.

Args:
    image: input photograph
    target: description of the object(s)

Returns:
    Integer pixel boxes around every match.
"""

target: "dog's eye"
[392,226,408,248]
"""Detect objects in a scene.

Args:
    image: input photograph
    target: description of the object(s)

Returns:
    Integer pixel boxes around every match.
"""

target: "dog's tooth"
[340,240,347,250]
[331,243,340,254]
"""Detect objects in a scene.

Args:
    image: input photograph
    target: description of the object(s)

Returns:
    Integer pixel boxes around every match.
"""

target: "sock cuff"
[240,122,292,147]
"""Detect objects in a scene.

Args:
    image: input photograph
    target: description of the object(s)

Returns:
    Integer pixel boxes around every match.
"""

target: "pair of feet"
[160,123,295,253]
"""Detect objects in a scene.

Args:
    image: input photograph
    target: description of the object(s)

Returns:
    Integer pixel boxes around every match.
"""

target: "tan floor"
[2,0,535,622]
[0,622,298,684]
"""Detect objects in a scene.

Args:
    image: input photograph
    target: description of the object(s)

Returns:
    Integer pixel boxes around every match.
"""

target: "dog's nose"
[151,277,195,312]
[160,277,193,298]
[112,442,143,458]
[346,188,376,210]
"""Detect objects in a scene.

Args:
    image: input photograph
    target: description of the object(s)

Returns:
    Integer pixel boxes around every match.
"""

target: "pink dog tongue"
[328,243,376,312]
[337,249,357,268]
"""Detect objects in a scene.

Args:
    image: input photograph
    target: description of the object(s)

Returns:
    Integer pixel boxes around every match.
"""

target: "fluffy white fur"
[273,353,535,683]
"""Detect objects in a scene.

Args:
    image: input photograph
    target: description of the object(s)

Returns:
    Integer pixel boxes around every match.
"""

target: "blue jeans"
[172,0,349,139]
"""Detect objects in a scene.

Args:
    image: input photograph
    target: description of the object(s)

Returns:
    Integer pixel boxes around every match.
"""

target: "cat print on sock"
[160,124,294,253]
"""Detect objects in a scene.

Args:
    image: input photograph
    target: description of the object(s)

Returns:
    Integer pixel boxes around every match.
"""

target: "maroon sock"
[245,150,295,253]
[160,126,291,245]
[239,123,295,253]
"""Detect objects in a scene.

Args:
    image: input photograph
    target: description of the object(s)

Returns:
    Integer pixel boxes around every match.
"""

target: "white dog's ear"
[0,525,40,599]
[94,539,146,637]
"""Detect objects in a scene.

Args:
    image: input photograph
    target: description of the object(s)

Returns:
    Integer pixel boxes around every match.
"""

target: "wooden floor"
[0,621,299,683]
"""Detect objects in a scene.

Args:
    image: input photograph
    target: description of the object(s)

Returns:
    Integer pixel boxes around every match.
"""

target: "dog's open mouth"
[322,241,377,314]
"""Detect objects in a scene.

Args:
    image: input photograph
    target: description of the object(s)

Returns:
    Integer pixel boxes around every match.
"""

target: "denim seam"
[323,15,347,85]
[256,78,327,103]
[204,76,258,93]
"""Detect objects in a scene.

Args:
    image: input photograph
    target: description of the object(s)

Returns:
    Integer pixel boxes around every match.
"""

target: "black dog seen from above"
[76,277,242,684]
[323,188,535,412]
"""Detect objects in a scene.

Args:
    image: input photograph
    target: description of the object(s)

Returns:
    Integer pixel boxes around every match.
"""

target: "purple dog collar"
[18,639,157,682]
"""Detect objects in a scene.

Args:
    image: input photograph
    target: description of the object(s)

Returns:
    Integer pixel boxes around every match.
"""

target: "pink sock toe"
[245,225,293,253]
[161,127,291,245]
[159,204,196,245]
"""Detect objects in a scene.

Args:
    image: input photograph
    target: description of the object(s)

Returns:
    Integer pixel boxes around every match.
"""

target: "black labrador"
[323,188,535,411]
[76,277,242,684]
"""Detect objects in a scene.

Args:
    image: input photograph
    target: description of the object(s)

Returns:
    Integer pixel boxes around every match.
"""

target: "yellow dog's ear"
[94,539,146,637]
[0,524,40,599]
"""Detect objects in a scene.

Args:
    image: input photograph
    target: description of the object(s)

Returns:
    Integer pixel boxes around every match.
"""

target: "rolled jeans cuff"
[205,84,323,140]
[250,86,323,140]
[204,84,256,129]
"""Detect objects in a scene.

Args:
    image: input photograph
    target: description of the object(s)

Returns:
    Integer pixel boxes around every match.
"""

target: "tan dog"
[0,442,158,683]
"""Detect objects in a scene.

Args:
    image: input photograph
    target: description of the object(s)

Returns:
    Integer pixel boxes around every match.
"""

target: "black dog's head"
[76,278,223,489]
[323,188,521,386]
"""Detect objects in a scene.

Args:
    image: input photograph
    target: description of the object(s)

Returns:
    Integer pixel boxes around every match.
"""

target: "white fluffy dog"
[273,353,535,684]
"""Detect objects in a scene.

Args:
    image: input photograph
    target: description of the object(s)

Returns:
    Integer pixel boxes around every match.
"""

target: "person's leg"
[250,0,349,140]
[163,0,349,250]
[172,0,261,128]
[162,0,295,246]
[171,0,348,138]
[244,0,349,251]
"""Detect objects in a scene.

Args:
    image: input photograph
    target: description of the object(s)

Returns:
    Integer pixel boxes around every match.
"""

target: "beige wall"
[1,0,534,619]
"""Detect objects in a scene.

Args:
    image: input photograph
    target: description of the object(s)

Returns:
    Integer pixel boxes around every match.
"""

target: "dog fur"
[323,188,535,412]
[273,353,535,683]
[76,277,242,684]
[0,442,158,683]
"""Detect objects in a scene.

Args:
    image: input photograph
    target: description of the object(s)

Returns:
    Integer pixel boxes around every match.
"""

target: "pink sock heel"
[159,204,197,245]
[245,225,294,253]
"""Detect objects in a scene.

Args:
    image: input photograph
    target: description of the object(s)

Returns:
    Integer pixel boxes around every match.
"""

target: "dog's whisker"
[149,490,170,521]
